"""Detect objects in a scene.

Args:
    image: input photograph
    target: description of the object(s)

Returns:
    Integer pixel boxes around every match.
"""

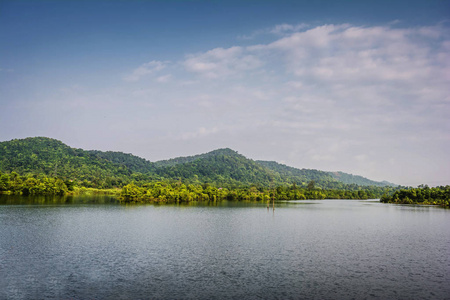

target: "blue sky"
[1,0,449,186]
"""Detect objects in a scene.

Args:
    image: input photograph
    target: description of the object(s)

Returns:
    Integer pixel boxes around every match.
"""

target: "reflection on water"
[0,194,120,205]
[1,196,449,299]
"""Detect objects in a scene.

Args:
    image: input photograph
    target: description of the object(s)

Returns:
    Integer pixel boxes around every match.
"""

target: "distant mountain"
[255,160,396,188]
[87,150,155,173]
[154,148,277,187]
[255,160,335,186]
[329,171,397,187]
[0,137,396,188]
[154,148,239,168]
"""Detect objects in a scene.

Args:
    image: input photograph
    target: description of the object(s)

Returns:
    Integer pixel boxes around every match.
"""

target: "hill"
[329,171,396,187]
[0,137,395,189]
[87,150,155,173]
[154,148,238,167]
[256,161,395,188]
[155,148,276,187]
[0,137,158,187]
[255,160,336,187]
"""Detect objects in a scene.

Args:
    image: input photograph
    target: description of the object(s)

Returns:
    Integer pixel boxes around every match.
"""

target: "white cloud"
[263,24,449,89]
[270,23,308,35]
[244,24,448,182]
[238,23,308,39]
[93,23,450,184]
[5,18,449,186]
[179,22,449,141]
[180,127,219,140]
[183,46,262,78]
[156,74,172,83]
[124,60,167,81]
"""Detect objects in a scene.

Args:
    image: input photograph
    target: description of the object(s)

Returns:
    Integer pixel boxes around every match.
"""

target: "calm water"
[1,196,449,300]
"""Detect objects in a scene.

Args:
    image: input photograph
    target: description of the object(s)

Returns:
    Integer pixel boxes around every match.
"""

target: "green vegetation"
[0,170,119,196]
[155,149,275,187]
[0,137,395,189]
[0,137,409,203]
[256,160,336,187]
[329,171,397,187]
[0,137,159,188]
[119,181,391,203]
[380,185,450,207]
[0,171,68,195]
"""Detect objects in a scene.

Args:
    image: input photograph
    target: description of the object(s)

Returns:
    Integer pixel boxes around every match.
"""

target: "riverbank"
[380,186,450,207]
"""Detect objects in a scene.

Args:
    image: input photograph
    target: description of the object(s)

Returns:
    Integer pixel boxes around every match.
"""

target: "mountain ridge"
[0,137,396,188]
[154,148,240,168]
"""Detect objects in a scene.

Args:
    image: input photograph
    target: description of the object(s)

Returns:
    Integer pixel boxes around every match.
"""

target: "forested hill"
[154,148,238,168]
[329,171,396,187]
[87,150,155,173]
[255,160,394,188]
[154,148,276,187]
[256,160,335,186]
[0,137,395,189]
[0,137,159,187]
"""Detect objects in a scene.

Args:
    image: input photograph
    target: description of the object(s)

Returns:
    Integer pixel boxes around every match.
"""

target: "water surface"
[1,196,449,299]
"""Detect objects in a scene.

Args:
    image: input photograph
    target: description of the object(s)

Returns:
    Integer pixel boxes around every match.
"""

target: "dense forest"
[329,171,397,187]
[0,137,149,188]
[120,181,395,203]
[0,171,69,196]
[380,185,450,206]
[0,137,394,188]
[0,136,412,203]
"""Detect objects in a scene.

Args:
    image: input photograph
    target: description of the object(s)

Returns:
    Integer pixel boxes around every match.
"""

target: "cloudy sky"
[1,0,449,186]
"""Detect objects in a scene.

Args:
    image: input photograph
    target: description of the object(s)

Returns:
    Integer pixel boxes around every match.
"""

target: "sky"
[1,0,449,186]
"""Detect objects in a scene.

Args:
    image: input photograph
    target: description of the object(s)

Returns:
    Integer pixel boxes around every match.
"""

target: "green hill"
[155,149,276,187]
[154,148,238,167]
[256,161,396,188]
[255,160,336,187]
[329,171,396,187]
[87,150,155,173]
[0,137,158,187]
[0,137,396,189]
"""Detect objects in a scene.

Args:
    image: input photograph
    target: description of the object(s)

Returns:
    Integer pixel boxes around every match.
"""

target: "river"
[1,196,449,299]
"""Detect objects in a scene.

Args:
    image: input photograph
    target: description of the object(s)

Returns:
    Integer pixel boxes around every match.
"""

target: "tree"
[0,174,10,191]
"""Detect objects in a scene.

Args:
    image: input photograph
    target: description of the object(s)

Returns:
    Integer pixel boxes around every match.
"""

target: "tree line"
[380,185,450,207]
[4,137,447,206]
[119,181,393,203]
[0,137,395,190]
[0,171,70,196]
[3,169,448,208]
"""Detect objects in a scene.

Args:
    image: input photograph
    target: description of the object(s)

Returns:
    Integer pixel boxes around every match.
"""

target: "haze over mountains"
[0,137,396,189]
